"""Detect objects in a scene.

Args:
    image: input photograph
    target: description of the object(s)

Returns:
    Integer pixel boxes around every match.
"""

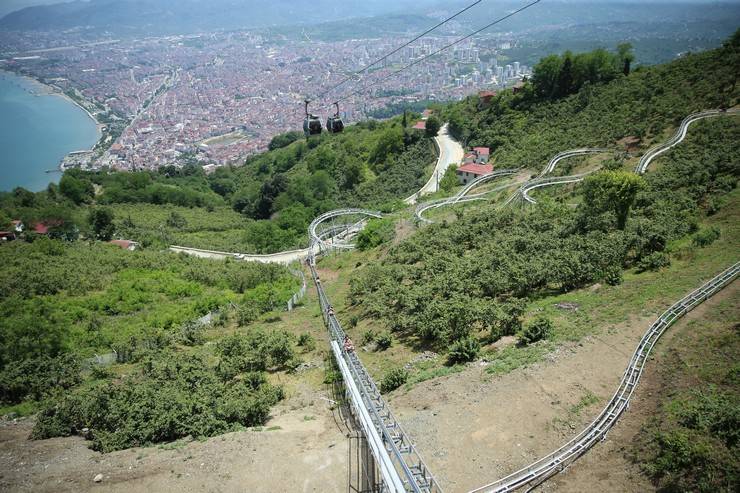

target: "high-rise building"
[513,62,520,75]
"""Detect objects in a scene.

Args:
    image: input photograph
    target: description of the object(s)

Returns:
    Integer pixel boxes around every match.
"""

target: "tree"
[557,51,574,97]
[59,174,94,205]
[617,43,635,76]
[425,116,441,138]
[88,208,115,241]
[581,171,647,230]
[166,211,187,229]
[439,165,459,192]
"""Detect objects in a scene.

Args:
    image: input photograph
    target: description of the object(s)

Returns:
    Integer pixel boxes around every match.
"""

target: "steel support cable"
[334,0,543,104]
[469,261,740,492]
[316,0,485,101]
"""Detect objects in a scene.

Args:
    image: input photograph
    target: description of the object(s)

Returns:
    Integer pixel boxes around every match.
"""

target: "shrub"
[375,331,393,351]
[237,304,260,326]
[692,227,721,248]
[518,317,554,346]
[603,265,623,286]
[361,329,377,345]
[297,333,316,352]
[447,337,481,364]
[637,251,671,272]
[380,367,408,393]
[0,354,81,404]
[177,320,205,346]
[32,353,283,452]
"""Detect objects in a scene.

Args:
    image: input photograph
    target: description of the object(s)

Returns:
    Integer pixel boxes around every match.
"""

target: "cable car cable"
[317,0,484,99]
[334,0,542,104]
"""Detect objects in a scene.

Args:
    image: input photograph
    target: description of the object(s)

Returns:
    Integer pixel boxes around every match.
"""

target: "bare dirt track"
[389,281,738,493]
[0,397,348,493]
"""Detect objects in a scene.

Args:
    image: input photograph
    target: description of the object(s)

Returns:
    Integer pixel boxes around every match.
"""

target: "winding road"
[404,124,465,205]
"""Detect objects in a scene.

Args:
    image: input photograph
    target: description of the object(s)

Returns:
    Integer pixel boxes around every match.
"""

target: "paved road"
[404,123,464,205]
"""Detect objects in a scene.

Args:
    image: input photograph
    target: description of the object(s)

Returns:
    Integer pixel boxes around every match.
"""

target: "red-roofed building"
[472,147,490,163]
[478,90,497,108]
[421,109,433,120]
[456,163,494,184]
[34,222,50,235]
[109,240,140,251]
[412,121,426,130]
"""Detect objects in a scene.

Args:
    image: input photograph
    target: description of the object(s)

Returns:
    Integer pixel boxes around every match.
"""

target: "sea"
[0,70,100,192]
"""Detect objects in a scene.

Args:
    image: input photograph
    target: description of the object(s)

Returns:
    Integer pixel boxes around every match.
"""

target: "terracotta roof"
[412,121,426,130]
[478,90,496,98]
[473,146,490,155]
[34,223,49,234]
[109,240,138,249]
[457,163,493,176]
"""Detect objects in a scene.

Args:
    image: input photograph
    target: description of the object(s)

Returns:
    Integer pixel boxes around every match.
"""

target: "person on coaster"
[327,306,334,317]
[343,335,354,353]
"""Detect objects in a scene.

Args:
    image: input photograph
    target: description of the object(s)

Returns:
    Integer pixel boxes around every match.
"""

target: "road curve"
[404,123,465,205]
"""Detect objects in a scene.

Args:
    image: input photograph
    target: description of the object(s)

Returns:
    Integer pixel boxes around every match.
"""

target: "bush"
[692,227,721,248]
[637,251,671,272]
[177,320,206,346]
[603,265,623,286]
[0,354,81,404]
[356,218,395,251]
[361,329,377,345]
[375,331,393,351]
[447,337,481,364]
[518,317,554,346]
[31,352,283,452]
[297,332,316,352]
[380,367,408,393]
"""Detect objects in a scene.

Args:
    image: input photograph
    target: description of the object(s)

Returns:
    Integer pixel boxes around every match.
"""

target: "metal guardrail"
[520,172,594,204]
[635,109,739,174]
[307,209,442,493]
[470,261,739,493]
[415,169,518,224]
[540,148,609,176]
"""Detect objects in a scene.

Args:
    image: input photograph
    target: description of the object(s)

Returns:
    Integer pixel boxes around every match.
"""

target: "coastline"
[0,68,104,151]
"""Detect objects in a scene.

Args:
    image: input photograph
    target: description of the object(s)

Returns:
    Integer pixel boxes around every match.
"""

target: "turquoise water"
[0,71,100,192]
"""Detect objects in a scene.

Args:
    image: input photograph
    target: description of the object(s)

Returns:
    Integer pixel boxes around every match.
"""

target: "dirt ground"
[0,386,349,493]
[389,281,738,493]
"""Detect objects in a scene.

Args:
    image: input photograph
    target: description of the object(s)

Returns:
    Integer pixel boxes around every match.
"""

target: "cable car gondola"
[303,99,322,137]
[326,102,344,134]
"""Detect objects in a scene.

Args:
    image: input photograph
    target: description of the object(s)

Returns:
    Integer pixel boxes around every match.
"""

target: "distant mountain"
[0,0,442,34]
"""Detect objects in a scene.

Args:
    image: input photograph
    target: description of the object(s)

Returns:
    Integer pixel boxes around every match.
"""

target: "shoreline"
[0,69,104,161]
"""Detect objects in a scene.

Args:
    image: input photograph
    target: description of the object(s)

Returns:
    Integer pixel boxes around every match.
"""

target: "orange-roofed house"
[456,163,494,185]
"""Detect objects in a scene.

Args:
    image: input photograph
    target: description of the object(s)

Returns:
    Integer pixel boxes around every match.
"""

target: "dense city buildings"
[0,30,530,171]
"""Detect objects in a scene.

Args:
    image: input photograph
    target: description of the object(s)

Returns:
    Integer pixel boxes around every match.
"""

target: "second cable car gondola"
[303,99,322,137]
[326,102,344,134]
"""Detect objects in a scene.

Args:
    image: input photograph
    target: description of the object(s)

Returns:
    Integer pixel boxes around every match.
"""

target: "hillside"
[0,115,436,253]
[1,33,738,493]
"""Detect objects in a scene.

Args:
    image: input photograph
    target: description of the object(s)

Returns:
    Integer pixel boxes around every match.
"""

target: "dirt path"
[388,281,738,493]
[0,396,348,493]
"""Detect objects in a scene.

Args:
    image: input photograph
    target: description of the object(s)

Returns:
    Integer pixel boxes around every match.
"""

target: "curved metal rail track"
[469,261,739,493]
[307,210,442,493]
[636,109,739,174]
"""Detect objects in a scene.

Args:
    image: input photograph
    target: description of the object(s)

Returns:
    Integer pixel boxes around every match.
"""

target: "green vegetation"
[634,291,739,492]
[444,36,739,171]
[348,38,740,369]
[0,238,301,450]
[517,317,554,346]
[1,113,436,254]
[380,367,408,394]
[356,217,395,251]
